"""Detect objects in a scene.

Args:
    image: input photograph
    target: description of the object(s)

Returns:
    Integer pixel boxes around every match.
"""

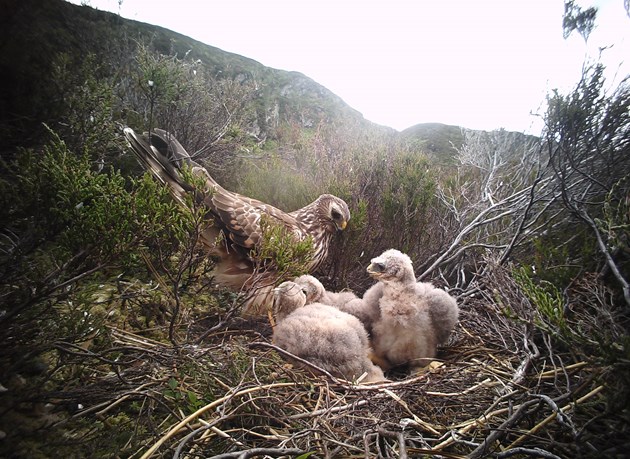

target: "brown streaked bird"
[365,249,459,372]
[123,128,350,314]
[272,281,386,383]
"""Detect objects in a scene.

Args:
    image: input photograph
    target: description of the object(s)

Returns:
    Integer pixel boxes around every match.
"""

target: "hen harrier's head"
[367,249,415,285]
[293,275,325,304]
[273,281,307,321]
[317,194,350,233]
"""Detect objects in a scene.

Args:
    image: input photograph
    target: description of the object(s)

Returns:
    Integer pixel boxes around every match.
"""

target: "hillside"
[1,0,384,149]
[3,0,541,163]
[400,122,465,161]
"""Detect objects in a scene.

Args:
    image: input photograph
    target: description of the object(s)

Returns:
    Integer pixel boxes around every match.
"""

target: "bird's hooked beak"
[337,220,347,231]
[367,261,385,276]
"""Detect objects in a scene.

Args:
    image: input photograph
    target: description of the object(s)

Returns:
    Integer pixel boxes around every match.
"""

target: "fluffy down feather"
[293,275,358,307]
[366,249,459,371]
[272,281,385,383]
[123,128,350,315]
[341,282,384,335]
[293,275,382,334]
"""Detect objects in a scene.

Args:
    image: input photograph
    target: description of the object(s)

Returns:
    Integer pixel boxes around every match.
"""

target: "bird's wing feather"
[125,128,306,252]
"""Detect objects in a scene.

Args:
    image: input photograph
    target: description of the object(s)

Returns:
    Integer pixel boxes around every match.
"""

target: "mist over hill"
[1,0,534,160]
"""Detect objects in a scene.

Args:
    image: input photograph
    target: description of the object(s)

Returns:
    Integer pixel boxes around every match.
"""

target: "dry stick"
[468,398,542,459]
[382,389,441,435]
[433,405,517,450]
[249,342,341,383]
[195,421,247,447]
[425,378,495,397]
[287,399,369,420]
[406,448,467,459]
[252,341,434,391]
[72,381,161,418]
[495,446,561,459]
[138,382,296,459]
[539,361,588,378]
[110,326,169,348]
[418,187,530,280]
[210,447,306,459]
[377,427,408,459]
[583,210,630,306]
[505,385,604,450]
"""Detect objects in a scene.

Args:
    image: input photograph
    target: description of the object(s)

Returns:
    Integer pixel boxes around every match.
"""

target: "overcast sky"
[67,0,629,133]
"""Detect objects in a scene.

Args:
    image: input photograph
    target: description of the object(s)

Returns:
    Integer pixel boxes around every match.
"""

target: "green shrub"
[252,215,315,281]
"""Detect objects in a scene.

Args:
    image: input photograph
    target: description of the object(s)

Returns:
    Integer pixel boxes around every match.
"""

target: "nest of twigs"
[3,264,629,459]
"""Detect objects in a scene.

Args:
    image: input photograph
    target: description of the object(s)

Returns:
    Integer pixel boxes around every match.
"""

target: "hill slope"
[1,0,533,160]
[1,0,383,147]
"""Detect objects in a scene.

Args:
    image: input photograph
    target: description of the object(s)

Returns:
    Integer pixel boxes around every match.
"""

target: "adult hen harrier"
[123,128,350,314]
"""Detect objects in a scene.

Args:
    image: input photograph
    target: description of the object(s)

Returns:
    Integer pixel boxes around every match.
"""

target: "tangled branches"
[5,268,621,459]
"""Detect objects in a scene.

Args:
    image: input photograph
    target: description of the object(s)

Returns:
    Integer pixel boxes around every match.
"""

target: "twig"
[505,385,604,449]
[495,446,562,458]
[425,378,495,396]
[139,382,296,459]
[249,341,341,383]
[377,427,408,459]
[382,389,441,435]
[288,399,369,420]
[209,447,306,459]
[539,361,588,378]
[468,398,540,459]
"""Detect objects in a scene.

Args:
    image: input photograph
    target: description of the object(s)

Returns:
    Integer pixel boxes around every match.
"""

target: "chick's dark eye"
[372,262,386,272]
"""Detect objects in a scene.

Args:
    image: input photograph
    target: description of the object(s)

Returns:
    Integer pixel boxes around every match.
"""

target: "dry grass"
[2,263,627,459]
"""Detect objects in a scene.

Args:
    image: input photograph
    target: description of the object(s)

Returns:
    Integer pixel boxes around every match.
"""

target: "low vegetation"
[1,1,628,458]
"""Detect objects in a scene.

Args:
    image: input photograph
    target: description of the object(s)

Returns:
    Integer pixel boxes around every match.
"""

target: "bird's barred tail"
[123,127,198,206]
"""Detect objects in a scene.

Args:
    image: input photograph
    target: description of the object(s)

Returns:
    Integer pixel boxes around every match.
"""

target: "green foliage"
[381,152,437,254]
[512,267,628,366]
[2,129,191,270]
[50,52,121,161]
[0,126,202,351]
[543,63,630,303]
[163,378,205,414]
[234,155,322,211]
[520,229,597,288]
[399,122,464,163]
[513,266,567,334]
[126,43,257,181]
[563,0,598,42]
[599,177,630,273]
[253,215,315,280]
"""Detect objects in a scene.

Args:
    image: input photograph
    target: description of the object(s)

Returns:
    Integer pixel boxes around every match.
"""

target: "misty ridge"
[0,0,629,458]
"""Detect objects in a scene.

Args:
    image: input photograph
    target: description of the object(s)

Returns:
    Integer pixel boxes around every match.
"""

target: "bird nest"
[9,266,626,459]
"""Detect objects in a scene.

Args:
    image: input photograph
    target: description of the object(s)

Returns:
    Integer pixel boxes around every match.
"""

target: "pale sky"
[67,0,629,133]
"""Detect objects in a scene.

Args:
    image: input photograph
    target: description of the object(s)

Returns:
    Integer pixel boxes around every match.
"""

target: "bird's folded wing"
[125,127,306,254]
[204,185,306,251]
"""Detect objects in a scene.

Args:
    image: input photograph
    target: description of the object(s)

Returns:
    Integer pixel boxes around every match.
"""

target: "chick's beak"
[367,262,385,275]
